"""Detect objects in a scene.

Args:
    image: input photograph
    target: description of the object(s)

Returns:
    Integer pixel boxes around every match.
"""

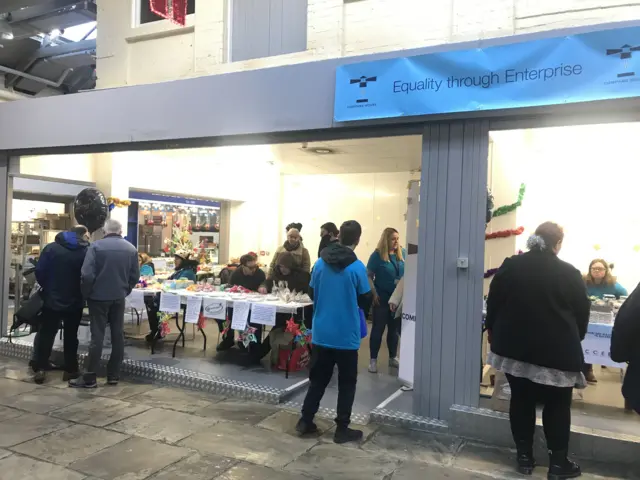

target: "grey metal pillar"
[0,155,15,337]
[413,121,489,420]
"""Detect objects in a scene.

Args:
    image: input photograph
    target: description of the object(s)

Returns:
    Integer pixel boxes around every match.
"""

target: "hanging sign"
[582,323,625,368]
[334,26,640,122]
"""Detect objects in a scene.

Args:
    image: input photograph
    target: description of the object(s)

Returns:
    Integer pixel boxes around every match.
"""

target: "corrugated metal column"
[0,155,15,338]
[413,121,489,420]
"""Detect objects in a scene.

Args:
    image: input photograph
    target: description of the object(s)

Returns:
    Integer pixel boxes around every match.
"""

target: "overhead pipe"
[0,64,72,88]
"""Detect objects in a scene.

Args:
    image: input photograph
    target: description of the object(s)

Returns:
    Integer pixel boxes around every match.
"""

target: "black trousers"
[301,345,358,428]
[505,374,573,452]
[369,301,399,359]
[145,293,160,338]
[34,307,83,373]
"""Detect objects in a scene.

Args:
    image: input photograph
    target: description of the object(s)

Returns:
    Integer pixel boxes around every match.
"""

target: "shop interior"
[9,134,422,421]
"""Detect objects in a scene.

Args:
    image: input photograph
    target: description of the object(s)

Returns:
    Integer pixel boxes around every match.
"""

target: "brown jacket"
[268,243,311,278]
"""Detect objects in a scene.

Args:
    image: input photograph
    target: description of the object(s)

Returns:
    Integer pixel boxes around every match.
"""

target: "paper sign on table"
[153,258,167,271]
[159,292,181,313]
[127,289,145,310]
[250,303,276,326]
[185,296,202,324]
[231,301,251,330]
[202,297,227,320]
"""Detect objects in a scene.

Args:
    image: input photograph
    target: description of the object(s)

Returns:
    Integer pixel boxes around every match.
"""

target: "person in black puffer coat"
[33,226,90,384]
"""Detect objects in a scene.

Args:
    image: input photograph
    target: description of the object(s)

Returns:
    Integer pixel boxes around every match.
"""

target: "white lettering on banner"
[250,303,277,326]
[185,296,202,324]
[159,292,181,313]
[202,298,227,320]
[581,323,625,369]
[231,301,250,330]
[127,289,145,310]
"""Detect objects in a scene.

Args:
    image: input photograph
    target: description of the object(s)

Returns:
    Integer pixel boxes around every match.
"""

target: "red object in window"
[172,0,188,26]
[149,0,168,17]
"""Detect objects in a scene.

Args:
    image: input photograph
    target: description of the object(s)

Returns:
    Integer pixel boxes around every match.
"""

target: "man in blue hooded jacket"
[33,225,90,384]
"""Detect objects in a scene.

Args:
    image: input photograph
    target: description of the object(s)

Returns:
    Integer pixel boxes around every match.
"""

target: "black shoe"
[216,335,235,352]
[295,419,318,436]
[548,451,581,480]
[516,452,536,475]
[334,427,363,444]
[62,371,81,382]
[69,374,97,389]
[107,376,119,386]
[34,370,46,385]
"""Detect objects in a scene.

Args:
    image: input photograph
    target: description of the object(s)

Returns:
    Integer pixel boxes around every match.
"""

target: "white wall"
[281,171,419,264]
[12,200,65,222]
[491,123,640,292]
[97,0,640,89]
[20,154,96,183]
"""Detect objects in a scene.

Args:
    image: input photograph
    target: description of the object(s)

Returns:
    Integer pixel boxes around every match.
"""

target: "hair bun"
[526,234,546,251]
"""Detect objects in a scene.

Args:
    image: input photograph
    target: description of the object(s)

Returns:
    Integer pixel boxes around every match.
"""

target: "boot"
[584,366,597,384]
[334,426,363,444]
[515,445,536,475]
[547,450,581,480]
[69,373,98,389]
[368,359,378,373]
[295,418,318,436]
[216,332,235,352]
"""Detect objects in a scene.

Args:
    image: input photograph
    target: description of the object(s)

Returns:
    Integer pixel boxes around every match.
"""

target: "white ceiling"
[148,135,423,175]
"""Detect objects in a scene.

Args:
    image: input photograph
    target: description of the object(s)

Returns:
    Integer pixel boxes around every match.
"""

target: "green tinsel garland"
[491,184,525,218]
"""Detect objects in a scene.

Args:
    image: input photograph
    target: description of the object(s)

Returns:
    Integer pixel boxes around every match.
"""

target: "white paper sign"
[582,323,625,368]
[250,302,276,326]
[153,258,167,272]
[231,301,250,330]
[202,297,227,320]
[128,289,145,310]
[159,292,181,313]
[185,296,202,324]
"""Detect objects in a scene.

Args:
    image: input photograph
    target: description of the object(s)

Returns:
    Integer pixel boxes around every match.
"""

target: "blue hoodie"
[36,231,89,311]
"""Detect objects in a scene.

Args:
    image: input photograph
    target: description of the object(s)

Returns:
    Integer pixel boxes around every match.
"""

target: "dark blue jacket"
[36,231,89,311]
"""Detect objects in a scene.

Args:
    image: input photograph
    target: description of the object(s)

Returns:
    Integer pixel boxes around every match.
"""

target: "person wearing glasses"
[582,259,628,384]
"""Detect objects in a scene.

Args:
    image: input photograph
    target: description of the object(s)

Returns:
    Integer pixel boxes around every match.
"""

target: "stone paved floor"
[0,357,636,480]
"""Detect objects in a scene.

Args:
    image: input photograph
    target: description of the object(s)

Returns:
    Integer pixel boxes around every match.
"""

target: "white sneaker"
[368,359,378,373]
[389,358,399,368]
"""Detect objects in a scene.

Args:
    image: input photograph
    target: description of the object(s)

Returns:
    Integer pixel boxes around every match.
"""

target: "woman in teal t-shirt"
[366,227,406,373]
[582,258,628,384]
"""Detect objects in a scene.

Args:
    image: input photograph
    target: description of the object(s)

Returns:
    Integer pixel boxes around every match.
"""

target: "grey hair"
[526,234,546,251]
[104,219,122,235]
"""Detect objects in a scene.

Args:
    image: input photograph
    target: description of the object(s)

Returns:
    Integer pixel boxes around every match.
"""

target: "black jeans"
[145,293,160,338]
[86,299,126,378]
[505,374,573,452]
[301,345,358,428]
[369,301,399,359]
[34,307,83,373]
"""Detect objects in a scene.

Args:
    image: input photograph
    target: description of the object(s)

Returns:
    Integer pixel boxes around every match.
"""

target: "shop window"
[230,0,308,62]
[138,0,196,26]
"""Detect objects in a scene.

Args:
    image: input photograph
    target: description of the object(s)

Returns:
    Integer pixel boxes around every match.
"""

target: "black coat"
[611,283,640,414]
[229,267,266,292]
[35,231,89,311]
[486,250,590,373]
[266,268,310,294]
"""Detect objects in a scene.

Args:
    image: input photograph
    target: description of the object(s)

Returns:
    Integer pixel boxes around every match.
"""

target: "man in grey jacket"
[70,219,139,388]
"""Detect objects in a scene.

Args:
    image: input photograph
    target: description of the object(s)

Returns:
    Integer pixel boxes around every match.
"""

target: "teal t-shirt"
[367,248,406,303]
[587,282,627,299]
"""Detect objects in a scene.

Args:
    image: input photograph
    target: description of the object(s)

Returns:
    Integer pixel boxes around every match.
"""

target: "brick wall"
[96,0,640,89]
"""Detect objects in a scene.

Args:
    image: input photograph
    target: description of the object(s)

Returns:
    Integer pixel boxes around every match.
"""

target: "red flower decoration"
[485,226,524,240]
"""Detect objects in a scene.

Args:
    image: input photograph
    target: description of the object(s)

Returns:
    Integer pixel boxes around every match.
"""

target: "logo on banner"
[606,44,640,78]
[347,75,377,108]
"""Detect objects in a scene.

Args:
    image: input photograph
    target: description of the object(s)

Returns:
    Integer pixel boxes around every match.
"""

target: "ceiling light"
[311,148,333,155]
[49,28,62,39]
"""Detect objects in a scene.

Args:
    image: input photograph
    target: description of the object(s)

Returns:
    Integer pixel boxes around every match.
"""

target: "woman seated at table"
[216,253,267,351]
[250,253,313,362]
[582,258,628,384]
[139,253,155,277]
[144,250,197,343]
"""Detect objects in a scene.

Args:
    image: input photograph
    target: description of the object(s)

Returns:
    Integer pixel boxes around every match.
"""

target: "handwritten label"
[185,296,202,324]
[202,297,227,320]
[127,289,145,310]
[231,301,250,330]
[159,292,181,313]
[250,303,276,326]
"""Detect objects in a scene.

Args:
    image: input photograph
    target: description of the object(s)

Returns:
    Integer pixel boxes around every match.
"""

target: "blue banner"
[129,190,221,208]
[334,26,640,122]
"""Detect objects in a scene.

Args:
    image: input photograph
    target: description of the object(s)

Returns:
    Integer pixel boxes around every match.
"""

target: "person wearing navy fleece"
[297,220,373,444]
[33,226,90,384]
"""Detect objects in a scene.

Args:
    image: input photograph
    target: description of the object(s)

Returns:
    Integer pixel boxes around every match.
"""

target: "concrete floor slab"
[11,424,129,466]
[0,454,84,480]
[0,387,93,414]
[69,436,191,480]
[50,396,150,427]
[217,462,311,480]
[107,407,218,444]
[150,452,237,480]
[193,399,279,424]
[0,413,69,447]
[0,378,39,398]
[126,386,224,413]
[179,421,318,468]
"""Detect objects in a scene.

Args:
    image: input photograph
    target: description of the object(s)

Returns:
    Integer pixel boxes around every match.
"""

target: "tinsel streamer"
[491,184,526,218]
[485,226,524,240]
